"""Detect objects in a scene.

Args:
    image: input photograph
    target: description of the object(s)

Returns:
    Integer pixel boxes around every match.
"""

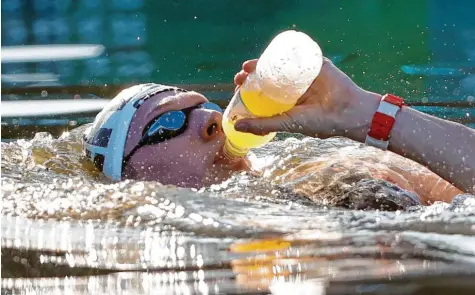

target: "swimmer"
[83,59,473,208]
[83,84,249,189]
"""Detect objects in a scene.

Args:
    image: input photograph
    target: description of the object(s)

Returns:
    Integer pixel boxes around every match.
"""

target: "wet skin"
[122,90,248,188]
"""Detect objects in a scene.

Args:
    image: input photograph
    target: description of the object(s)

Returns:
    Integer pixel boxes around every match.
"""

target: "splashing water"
[2,125,475,294]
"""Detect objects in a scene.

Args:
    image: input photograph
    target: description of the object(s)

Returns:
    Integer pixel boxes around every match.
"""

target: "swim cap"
[83,83,187,180]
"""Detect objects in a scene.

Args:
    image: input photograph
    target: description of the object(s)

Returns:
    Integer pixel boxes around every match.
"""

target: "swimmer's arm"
[347,91,475,194]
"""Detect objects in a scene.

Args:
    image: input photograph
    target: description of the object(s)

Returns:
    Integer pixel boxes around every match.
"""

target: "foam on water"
[2,126,475,293]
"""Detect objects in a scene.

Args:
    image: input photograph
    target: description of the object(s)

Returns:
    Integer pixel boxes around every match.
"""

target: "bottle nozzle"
[222,139,248,160]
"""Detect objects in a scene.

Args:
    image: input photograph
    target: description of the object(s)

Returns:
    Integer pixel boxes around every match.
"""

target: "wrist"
[340,89,382,143]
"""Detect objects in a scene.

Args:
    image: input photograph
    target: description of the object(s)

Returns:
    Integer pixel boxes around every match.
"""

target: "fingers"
[234,118,276,135]
[234,59,258,86]
[234,70,248,86]
[242,59,258,73]
[234,113,295,136]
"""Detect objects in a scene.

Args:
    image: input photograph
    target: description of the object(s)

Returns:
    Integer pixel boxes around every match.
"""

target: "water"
[2,126,475,294]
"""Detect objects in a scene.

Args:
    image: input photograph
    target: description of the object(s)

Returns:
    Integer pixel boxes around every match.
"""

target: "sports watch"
[365,94,405,150]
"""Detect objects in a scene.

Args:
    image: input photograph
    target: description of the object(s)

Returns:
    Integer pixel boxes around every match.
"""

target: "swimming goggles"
[84,83,222,181]
[122,101,222,165]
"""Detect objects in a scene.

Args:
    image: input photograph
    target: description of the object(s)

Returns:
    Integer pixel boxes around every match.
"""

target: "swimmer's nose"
[201,111,223,142]
[189,109,223,142]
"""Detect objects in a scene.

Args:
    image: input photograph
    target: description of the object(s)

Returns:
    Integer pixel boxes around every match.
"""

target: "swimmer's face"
[122,90,249,188]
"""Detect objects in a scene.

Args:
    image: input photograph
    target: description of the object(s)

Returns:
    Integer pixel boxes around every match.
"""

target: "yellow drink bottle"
[222,30,323,159]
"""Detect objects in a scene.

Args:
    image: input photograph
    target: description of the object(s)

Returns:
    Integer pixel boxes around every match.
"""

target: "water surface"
[2,127,475,294]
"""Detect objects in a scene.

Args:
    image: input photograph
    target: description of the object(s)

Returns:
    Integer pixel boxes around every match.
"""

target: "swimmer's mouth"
[214,145,239,165]
[213,145,228,164]
[213,145,250,172]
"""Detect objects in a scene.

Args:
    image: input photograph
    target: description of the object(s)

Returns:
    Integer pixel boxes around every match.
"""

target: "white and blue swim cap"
[83,83,188,180]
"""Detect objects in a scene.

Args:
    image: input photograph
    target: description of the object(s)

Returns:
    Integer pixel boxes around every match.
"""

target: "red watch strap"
[367,112,396,141]
[383,94,405,107]
[366,94,405,148]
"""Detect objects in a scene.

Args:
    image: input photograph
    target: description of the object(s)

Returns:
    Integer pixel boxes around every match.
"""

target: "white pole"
[1,44,105,63]
[1,99,110,117]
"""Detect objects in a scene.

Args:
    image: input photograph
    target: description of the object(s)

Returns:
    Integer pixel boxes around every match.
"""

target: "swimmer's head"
[83,83,248,187]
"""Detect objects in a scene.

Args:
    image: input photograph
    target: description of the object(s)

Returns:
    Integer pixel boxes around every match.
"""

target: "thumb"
[234,113,295,136]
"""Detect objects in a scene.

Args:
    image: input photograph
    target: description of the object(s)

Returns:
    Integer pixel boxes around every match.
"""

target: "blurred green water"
[2,0,474,137]
[2,0,430,98]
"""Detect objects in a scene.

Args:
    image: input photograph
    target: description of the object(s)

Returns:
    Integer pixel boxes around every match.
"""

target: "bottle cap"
[222,139,249,160]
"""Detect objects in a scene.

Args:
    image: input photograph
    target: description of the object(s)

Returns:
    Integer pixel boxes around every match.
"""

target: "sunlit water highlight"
[2,126,475,294]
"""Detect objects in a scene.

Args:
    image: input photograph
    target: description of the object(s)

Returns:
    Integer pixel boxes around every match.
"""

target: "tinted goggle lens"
[146,111,186,137]
[144,102,222,140]
[201,102,223,113]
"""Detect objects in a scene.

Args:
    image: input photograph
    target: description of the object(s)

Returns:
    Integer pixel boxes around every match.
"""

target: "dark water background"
[2,0,475,99]
[2,0,474,141]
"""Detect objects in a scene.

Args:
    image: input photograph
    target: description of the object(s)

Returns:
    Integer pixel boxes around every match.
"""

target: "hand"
[233,58,381,141]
